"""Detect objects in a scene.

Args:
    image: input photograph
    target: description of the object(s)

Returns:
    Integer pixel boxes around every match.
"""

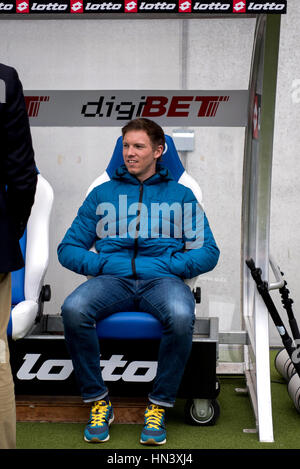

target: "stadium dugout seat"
[86,135,203,341]
[7,173,54,340]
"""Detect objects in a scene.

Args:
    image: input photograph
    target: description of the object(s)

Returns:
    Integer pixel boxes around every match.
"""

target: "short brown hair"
[122,118,165,150]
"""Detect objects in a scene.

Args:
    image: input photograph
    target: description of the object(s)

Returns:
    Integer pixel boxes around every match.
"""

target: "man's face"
[122,130,163,182]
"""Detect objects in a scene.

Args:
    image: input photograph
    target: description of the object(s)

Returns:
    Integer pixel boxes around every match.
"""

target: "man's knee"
[61,293,89,329]
[165,298,195,336]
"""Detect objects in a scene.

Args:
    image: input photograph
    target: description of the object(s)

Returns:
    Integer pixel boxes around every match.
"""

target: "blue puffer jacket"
[57,164,220,280]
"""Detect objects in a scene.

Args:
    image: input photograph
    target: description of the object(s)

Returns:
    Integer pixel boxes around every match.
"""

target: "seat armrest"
[25,174,54,302]
[10,301,39,340]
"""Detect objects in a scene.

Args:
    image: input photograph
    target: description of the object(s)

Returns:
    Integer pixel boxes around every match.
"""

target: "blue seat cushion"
[96,312,162,340]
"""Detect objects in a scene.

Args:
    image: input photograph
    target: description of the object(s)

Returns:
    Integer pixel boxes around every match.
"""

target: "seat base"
[8,316,219,400]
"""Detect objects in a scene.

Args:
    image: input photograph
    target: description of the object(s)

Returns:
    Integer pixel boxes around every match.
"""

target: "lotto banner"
[0,0,287,15]
[23,90,249,126]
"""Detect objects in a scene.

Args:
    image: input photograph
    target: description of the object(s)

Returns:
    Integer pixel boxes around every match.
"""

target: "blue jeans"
[61,276,195,407]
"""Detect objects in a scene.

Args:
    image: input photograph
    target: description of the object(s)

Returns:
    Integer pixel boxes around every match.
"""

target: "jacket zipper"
[131,183,143,278]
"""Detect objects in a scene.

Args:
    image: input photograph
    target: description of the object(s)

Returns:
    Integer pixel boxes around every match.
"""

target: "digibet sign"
[0,0,287,14]
[23,90,249,126]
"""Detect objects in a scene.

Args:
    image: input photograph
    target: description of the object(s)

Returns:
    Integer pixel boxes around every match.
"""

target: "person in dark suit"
[0,63,37,449]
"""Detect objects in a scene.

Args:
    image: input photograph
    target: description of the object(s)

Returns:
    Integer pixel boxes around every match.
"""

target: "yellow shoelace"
[90,400,110,427]
[145,405,165,430]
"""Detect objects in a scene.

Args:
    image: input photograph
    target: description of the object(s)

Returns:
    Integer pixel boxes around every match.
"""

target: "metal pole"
[179,18,189,169]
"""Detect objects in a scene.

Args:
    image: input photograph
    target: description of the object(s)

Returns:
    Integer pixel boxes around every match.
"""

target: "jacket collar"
[112,163,173,185]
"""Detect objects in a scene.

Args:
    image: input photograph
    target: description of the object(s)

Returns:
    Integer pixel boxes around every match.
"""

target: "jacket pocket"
[169,252,188,278]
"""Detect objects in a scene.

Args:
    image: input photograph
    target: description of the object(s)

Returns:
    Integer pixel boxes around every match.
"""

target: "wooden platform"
[16,396,147,424]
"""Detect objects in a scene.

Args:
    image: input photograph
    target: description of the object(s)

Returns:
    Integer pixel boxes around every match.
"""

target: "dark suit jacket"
[0,63,37,272]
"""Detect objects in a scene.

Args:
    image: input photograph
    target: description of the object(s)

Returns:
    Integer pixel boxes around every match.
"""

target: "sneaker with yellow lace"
[84,399,114,443]
[140,404,166,445]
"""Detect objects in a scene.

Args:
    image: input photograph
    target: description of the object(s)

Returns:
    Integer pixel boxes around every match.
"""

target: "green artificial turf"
[16,350,300,450]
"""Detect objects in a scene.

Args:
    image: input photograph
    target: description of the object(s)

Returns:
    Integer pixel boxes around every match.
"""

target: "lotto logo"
[179,0,191,11]
[71,0,83,12]
[125,0,137,11]
[16,0,29,12]
[233,0,246,12]
[0,2,14,10]
[16,354,158,383]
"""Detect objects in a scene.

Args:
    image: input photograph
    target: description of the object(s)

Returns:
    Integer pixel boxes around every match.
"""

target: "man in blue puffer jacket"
[58,118,219,446]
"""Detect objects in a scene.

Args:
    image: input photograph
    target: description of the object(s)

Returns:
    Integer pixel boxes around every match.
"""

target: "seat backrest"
[10,174,54,304]
[87,134,203,210]
[11,231,27,305]
[106,134,185,181]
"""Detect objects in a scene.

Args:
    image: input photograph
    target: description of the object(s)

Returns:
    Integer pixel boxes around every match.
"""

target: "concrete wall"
[0,5,299,346]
